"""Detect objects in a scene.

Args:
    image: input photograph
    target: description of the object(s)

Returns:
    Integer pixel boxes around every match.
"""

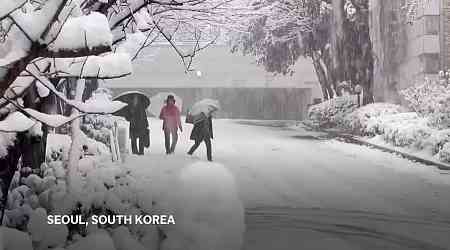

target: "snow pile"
[0,226,33,250]
[159,162,244,250]
[67,230,116,250]
[306,96,358,128]
[343,103,406,134]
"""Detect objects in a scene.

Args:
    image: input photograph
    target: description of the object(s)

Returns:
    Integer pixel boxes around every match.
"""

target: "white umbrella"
[148,92,183,117]
[190,99,220,116]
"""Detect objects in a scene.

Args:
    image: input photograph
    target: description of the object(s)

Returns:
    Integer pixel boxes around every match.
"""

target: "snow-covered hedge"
[367,113,434,148]
[400,79,450,128]
[307,96,358,128]
[305,99,450,163]
[2,127,155,249]
[343,103,406,135]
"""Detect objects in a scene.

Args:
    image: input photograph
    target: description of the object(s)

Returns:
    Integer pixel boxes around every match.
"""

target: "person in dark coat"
[187,115,213,161]
[128,95,149,155]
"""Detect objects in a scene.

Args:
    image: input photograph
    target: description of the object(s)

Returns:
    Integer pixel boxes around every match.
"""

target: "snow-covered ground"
[124,118,450,250]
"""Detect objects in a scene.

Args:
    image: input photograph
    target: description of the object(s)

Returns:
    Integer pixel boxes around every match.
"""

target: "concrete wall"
[106,45,322,99]
[111,87,312,120]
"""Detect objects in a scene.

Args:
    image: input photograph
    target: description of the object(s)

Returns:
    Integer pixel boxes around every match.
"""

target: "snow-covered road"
[127,118,450,250]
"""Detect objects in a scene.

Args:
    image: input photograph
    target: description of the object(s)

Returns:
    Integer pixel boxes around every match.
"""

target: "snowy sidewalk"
[300,124,450,171]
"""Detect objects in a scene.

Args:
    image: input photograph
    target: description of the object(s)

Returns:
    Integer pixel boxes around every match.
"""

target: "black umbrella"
[112,91,150,119]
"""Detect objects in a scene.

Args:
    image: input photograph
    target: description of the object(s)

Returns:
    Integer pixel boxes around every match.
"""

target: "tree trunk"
[0,134,23,224]
[67,78,85,194]
[311,52,330,100]
[330,0,374,103]
[331,0,346,88]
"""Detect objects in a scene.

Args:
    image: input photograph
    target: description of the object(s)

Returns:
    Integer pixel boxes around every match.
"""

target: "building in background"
[106,44,321,120]
[370,0,450,104]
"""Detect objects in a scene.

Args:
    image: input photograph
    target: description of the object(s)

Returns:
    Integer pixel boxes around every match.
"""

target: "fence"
[111,87,312,121]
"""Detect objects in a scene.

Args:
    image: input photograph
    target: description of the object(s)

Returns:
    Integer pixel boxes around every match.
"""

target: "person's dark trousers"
[131,134,145,155]
[164,130,178,154]
[188,138,212,161]
[131,134,138,155]
[138,135,145,155]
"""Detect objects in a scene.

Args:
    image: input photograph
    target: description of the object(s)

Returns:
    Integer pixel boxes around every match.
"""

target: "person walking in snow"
[129,95,149,155]
[159,95,182,154]
[187,114,213,161]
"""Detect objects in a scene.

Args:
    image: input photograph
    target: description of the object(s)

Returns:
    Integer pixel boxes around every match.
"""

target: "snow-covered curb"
[361,135,450,170]
[300,125,450,171]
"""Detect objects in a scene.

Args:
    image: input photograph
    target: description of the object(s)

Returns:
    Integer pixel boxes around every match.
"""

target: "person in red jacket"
[159,95,182,154]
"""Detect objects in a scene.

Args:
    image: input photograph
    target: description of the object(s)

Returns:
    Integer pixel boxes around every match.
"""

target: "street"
[128,118,450,250]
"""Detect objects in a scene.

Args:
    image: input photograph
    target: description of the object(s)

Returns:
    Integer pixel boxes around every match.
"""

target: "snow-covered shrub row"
[46,133,110,162]
[363,113,450,163]
[367,113,434,148]
[343,103,406,134]
[3,134,157,250]
[306,99,450,163]
[306,96,358,128]
[400,79,450,128]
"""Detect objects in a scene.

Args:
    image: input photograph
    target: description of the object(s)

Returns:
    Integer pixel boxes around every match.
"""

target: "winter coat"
[159,104,182,133]
[128,104,149,138]
[190,117,213,141]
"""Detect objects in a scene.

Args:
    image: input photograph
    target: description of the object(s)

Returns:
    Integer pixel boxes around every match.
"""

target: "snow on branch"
[46,12,113,54]
[47,53,133,79]
[0,0,116,94]
[0,0,27,21]
[22,108,84,128]
[25,67,128,115]
[0,111,35,132]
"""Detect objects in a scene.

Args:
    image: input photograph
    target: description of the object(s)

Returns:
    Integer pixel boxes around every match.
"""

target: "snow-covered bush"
[4,136,155,250]
[366,113,434,148]
[422,129,450,155]
[307,96,358,128]
[81,88,116,147]
[0,227,33,250]
[343,103,406,134]
[158,162,244,250]
[400,78,450,128]
[439,142,450,163]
